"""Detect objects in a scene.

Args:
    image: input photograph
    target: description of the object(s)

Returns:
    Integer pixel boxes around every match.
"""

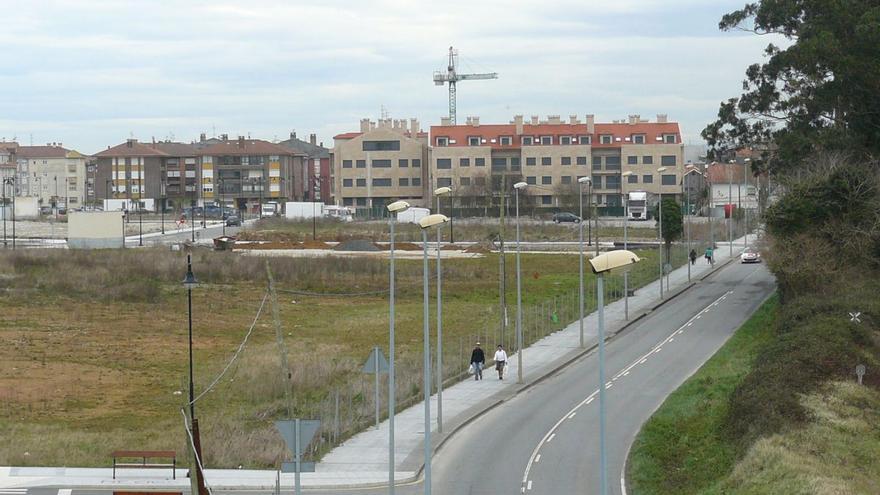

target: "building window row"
[343,177,422,188]
[343,158,421,169]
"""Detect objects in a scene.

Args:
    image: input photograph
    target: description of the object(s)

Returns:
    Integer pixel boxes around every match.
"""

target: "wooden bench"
[112,450,176,479]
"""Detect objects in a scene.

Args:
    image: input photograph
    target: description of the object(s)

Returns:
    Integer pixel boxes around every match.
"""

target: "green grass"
[628,295,779,494]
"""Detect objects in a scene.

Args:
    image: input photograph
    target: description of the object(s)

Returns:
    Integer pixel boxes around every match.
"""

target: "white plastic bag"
[468,363,475,375]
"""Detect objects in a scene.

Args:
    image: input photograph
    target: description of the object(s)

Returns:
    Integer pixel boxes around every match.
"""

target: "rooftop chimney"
[547,115,561,125]
[628,114,640,125]
[238,136,245,148]
[530,115,539,125]
[585,114,595,134]
[360,118,371,133]
[440,117,451,126]
[410,118,419,135]
[126,139,136,148]
[221,134,228,141]
[514,115,524,135]
[200,133,206,142]
[291,131,297,140]
[309,133,317,145]
[471,116,480,127]
[657,114,668,123]
[569,115,579,124]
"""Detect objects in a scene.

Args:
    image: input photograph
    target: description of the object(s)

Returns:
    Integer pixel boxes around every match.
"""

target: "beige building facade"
[14,144,89,209]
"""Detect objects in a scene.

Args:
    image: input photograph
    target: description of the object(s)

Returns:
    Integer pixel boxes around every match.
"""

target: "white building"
[15,144,89,209]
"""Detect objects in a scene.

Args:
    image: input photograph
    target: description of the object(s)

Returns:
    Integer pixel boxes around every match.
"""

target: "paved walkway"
[0,237,751,490]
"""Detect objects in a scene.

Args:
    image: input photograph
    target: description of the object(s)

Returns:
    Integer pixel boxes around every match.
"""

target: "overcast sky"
[0,0,776,154]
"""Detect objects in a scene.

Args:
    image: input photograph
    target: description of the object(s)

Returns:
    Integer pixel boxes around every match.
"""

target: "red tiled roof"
[429,121,682,149]
[333,132,362,140]
[705,162,748,184]
[150,141,200,157]
[197,139,298,157]
[15,145,71,158]
[94,140,169,158]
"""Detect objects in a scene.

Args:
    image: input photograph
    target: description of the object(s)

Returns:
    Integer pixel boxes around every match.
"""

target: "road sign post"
[362,346,389,429]
[856,364,866,386]
[275,419,320,495]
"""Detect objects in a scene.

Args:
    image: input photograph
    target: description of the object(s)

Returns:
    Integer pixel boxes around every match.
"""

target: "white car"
[741,248,761,263]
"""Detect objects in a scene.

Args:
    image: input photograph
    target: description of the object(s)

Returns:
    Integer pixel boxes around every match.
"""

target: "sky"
[0,0,779,154]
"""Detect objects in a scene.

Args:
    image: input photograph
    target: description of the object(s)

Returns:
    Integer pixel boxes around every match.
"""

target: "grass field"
[0,242,688,468]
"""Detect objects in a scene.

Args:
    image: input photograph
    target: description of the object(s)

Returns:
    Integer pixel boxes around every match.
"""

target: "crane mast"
[433,46,498,125]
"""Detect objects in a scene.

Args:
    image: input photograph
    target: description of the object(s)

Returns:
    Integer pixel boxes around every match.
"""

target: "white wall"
[68,211,125,249]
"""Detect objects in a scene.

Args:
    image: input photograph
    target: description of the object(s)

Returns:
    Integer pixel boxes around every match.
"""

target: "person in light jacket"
[470,342,485,381]
[493,345,508,380]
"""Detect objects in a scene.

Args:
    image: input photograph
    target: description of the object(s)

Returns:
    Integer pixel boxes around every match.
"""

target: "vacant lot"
[0,242,686,468]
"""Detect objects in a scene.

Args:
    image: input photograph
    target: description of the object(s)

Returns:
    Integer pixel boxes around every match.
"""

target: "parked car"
[552,212,581,224]
[225,215,241,227]
[740,248,761,263]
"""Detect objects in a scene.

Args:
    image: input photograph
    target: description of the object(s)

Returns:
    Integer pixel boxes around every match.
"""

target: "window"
[413,159,421,167]
[399,159,409,168]
[561,157,571,166]
[526,176,537,185]
[540,136,552,145]
[627,174,638,184]
[632,134,645,144]
[560,136,572,145]
[372,159,391,168]
[542,195,552,205]
[356,198,367,206]
[437,177,452,187]
[522,136,534,145]
[343,197,353,206]
[399,178,409,187]
[473,158,484,167]
[592,175,602,188]
[606,175,621,189]
[661,174,677,186]
[436,137,449,147]
[661,155,677,166]
[577,156,588,166]
[561,176,572,185]
[500,136,513,146]
[605,156,621,170]
[372,178,392,187]
[437,158,452,169]
[460,177,471,186]
[541,176,552,185]
[475,176,486,186]
[541,157,552,166]
[663,134,676,144]
[578,135,592,145]
[592,156,602,169]
[343,160,353,168]
[412,177,422,186]
[460,158,470,167]
[643,155,653,165]
[356,160,366,168]
[356,178,366,187]
[362,140,400,151]
[492,158,507,170]
[511,157,521,167]
[642,175,653,184]
[526,157,536,166]
[600,135,613,144]
[468,136,481,146]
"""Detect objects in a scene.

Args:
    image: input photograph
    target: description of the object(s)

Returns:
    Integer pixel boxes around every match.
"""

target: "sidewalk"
[0,238,751,491]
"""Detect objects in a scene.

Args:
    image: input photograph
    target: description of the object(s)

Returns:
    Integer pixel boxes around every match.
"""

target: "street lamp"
[589,249,641,495]
[418,213,449,495]
[182,254,206,495]
[727,160,734,257]
[621,171,634,318]
[513,181,527,384]
[2,178,15,250]
[432,185,452,433]
[386,199,410,495]
[656,166,668,298]
[138,184,143,247]
[577,176,591,347]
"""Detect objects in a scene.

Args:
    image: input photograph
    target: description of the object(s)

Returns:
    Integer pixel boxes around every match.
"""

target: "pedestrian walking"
[470,342,485,381]
[705,246,714,266]
[493,345,508,380]
[689,249,697,265]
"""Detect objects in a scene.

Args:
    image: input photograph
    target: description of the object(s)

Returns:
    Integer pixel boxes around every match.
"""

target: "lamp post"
[743,158,750,247]
[182,255,206,495]
[312,177,322,241]
[684,168,691,282]
[138,184,143,247]
[54,176,58,220]
[190,199,196,243]
[727,160,733,257]
[433,185,452,432]
[513,181,527,384]
[588,250,641,495]
[577,176,591,347]
[386,200,410,495]
[3,177,15,250]
[418,213,449,495]
[621,172,634,318]
[656,167,668,297]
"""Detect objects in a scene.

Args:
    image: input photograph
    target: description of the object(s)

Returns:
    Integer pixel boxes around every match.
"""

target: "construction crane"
[433,46,498,125]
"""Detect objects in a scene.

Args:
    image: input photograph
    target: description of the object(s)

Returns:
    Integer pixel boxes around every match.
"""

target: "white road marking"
[58,490,72,495]
[547,433,556,443]
[568,412,577,419]
[519,290,734,490]
[605,382,613,389]
[535,454,541,463]
[623,371,630,376]
[527,480,533,490]
[669,337,675,342]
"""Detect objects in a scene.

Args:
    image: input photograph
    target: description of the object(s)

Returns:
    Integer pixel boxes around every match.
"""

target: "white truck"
[261,201,280,217]
[396,207,430,224]
[324,205,354,222]
[627,191,649,220]
[284,201,324,220]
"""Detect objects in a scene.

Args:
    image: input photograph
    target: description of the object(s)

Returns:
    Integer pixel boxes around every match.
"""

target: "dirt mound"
[392,242,422,251]
[298,240,332,249]
[235,241,300,250]
[465,245,492,254]
[334,239,380,251]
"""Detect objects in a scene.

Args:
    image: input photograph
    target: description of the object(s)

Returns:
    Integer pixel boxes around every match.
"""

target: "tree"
[702,1,880,174]
[653,199,683,263]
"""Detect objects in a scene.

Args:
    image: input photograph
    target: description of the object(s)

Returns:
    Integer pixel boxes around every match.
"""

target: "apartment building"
[95,139,167,206]
[333,118,429,210]
[278,131,332,204]
[430,114,685,210]
[10,143,90,208]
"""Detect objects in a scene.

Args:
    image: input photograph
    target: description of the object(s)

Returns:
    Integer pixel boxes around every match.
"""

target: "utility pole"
[266,262,293,418]
[498,189,507,350]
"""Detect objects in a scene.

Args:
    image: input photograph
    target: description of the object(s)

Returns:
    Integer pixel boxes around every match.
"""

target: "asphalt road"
[45,259,774,495]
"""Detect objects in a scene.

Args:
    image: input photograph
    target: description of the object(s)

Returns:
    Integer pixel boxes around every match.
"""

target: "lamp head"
[434,186,452,196]
[589,249,641,274]
[418,213,449,229]
[182,255,199,289]
[387,200,410,213]
[621,171,633,177]
[657,166,668,173]
[577,176,591,184]
[513,181,528,190]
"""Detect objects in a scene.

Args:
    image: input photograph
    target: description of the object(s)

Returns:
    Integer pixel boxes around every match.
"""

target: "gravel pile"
[334,239,380,251]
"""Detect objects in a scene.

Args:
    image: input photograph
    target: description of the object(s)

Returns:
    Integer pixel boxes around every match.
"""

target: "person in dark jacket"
[470,342,485,381]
